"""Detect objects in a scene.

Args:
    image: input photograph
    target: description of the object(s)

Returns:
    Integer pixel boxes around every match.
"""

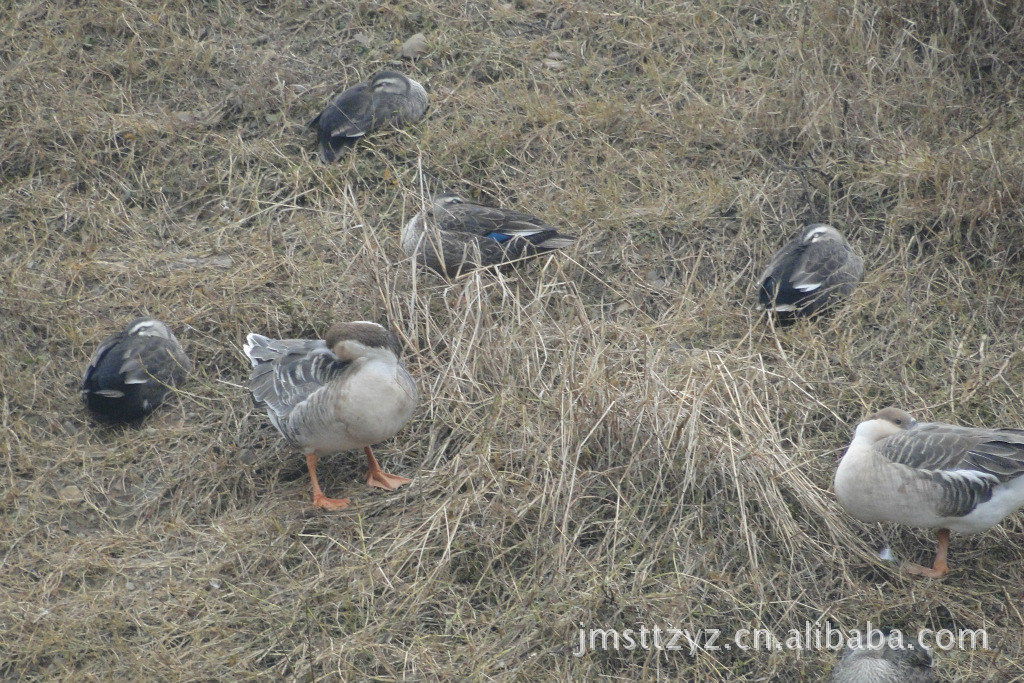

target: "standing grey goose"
[828,640,935,683]
[835,407,1024,578]
[309,70,428,162]
[757,224,863,319]
[243,322,418,510]
[82,317,191,422]
[401,193,577,277]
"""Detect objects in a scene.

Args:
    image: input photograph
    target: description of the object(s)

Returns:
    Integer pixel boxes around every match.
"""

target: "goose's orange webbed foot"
[364,446,411,491]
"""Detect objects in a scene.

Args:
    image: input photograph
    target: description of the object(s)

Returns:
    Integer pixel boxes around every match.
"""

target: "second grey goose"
[834,407,1024,578]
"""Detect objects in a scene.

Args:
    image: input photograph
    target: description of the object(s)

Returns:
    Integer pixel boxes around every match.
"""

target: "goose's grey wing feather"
[244,335,354,420]
[878,424,1024,516]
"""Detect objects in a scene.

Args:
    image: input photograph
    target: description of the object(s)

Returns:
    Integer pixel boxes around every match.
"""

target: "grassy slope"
[2,0,1023,680]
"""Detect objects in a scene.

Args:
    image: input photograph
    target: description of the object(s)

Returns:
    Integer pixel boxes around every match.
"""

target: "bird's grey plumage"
[880,421,1024,518]
[757,224,863,319]
[401,193,577,277]
[835,407,1024,577]
[244,335,351,441]
[82,317,191,421]
[309,71,428,162]
[836,407,1024,531]
[243,321,417,453]
[829,641,935,683]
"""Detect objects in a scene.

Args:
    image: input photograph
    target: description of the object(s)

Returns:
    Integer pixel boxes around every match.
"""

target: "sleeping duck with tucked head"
[401,192,576,277]
[309,70,428,162]
[757,224,863,321]
[82,317,191,422]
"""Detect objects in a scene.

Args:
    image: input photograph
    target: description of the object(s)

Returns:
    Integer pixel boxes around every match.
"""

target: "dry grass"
[3,0,1024,680]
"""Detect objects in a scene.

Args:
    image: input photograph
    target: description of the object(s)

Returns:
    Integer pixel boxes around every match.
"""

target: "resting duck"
[402,193,577,277]
[835,407,1024,578]
[243,321,418,510]
[829,640,935,683]
[757,224,863,319]
[82,317,191,422]
[309,70,428,162]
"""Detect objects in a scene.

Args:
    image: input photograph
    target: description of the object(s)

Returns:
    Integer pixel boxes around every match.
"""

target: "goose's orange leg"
[306,453,349,510]
[906,528,950,578]
[365,446,411,490]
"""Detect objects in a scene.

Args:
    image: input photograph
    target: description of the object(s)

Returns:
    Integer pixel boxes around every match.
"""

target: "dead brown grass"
[3,0,1024,680]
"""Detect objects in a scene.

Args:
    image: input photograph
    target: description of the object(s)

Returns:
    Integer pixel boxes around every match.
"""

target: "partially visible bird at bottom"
[757,223,863,321]
[82,317,191,422]
[309,70,428,162]
[402,192,576,277]
[243,321,418,510]
[828,640,935,683]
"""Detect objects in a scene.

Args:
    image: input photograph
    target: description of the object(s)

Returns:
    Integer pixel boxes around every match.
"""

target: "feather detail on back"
[243,334,355,438]
[82,317,191,422]
[757,224,863,319]
[401,193,577,277]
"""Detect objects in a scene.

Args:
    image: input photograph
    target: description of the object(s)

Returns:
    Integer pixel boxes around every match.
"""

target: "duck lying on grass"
[309,70,428,162]
[757,224,863,321]
[82,317,191,422]
[835,406,1024,578]
[243,321,418,510]
[402,192,576,277]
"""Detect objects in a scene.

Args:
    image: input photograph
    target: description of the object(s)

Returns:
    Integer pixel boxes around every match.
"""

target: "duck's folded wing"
[412,231,509,276]
[82,335,122,391]
[878,425,1024,516]
[789,241,849,292]
[440,204,552,237]
[123,338,191,386]
[757,241,800,289]
[319,83,375,139]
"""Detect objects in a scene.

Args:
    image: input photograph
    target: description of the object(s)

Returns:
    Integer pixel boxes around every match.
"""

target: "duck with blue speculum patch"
[401,193,577,277]
[81,317,191,422]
